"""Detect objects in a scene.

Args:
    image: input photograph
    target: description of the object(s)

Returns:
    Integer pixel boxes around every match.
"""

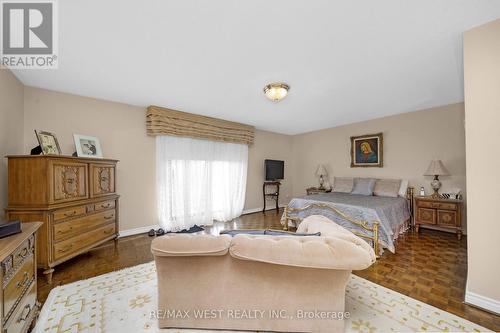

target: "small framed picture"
[350,132,383,167]
[73,134,103,158]
[35,130,62,155]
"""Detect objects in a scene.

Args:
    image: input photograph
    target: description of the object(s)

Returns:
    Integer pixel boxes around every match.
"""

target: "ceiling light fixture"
[263,82,289,102]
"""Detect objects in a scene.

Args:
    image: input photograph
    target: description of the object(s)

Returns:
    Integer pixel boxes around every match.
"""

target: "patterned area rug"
[33,262,490,333]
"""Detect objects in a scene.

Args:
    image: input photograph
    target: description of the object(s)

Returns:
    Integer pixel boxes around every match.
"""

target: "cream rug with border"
[33,262,490,333]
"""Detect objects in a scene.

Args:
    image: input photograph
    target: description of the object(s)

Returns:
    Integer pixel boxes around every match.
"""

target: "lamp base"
[430,175,442,198]
[318,175,325,190]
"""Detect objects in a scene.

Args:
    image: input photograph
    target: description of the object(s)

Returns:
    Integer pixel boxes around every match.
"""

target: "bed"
[282,187,414,255]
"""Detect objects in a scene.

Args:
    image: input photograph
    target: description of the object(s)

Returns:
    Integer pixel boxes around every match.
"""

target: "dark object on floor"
[30,145,42,155]
[150,225,204,237]
[0,220,22,239]
[170,225,204,234]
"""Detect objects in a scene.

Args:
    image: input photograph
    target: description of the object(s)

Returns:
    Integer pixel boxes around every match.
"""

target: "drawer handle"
[64,211,78,217]
[104,214,114,220]
[17,304,31,323]
[100,203,111,209]
[57,227,73,234]
[58,245,73,253]
[17,247,29,259]
[104,229,114,235]
[16,272,30,289]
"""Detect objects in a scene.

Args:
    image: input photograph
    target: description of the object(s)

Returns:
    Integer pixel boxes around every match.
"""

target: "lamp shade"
[315,164,328,177]
[424,160,450,176]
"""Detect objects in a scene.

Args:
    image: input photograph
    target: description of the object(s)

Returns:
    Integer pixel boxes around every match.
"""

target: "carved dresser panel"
[5,156,119,284]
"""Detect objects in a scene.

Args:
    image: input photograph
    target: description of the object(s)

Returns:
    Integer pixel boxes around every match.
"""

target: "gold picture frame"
[35,130,62,155]
[350,132,383,167]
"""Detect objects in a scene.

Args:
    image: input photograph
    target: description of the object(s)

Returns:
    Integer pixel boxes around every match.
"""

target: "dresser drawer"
[12,234,35,268]
[417,200,457,210]
[3,254,34,320]
[94,200,116,212]
[54,209,116,242]
[417,200,434,209]
[4,281,37,333]
[53,205,87,221]
[435,202,457,210]
[53,223,116,261]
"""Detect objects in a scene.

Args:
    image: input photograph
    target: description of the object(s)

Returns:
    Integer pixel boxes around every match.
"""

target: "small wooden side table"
[263,181,280,213]
[414,196,463,239]
[306,187,332,195]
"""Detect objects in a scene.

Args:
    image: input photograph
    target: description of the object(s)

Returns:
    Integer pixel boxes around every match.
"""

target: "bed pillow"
[351,178,377,196]
[333,177,353,193]
[374,179,402,198]
[398,179,409,197]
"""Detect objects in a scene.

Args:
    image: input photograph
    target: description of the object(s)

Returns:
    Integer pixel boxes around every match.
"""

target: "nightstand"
[306,187,332,195]
[414,196,463,239]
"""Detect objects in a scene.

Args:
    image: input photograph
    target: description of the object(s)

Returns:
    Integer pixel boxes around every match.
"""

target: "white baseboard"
[119,224,159,238]
[242,204,286,215]
[465,290,500,314]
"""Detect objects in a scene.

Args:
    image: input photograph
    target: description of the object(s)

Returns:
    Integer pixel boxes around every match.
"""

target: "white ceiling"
[12,0,500,135]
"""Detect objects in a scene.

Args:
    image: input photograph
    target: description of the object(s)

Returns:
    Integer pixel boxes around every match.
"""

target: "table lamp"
[315,164,328,190]
[424,160,449,198]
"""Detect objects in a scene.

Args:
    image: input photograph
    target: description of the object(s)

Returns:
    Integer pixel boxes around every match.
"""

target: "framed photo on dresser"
[73,134,103,158]
[35,130,62,155]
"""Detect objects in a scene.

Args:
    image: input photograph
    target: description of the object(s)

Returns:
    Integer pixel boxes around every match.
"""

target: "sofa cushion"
[229,232,375,270]
[151,234,231,257]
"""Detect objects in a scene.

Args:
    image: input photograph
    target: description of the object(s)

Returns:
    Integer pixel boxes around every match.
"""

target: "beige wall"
[292,103,467,229]
[22,87,293,230]
[0,69,24,213]
[23,87,157,232]
[464,18,500,311]
[245,130,293,211]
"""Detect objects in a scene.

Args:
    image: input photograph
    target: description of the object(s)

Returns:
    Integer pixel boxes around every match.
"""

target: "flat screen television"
[265,159,284,181]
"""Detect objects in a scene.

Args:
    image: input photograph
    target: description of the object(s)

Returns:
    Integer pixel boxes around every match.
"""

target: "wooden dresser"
[1,222,42,333]
[5,156,119,283]
[414,196,463,239]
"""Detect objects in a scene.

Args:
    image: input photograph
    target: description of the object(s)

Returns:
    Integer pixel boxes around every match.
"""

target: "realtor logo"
[1,0,58,69]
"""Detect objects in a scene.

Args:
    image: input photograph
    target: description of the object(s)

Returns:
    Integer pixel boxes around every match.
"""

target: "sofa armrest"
[229,233,375,270]
[151,234,232,257]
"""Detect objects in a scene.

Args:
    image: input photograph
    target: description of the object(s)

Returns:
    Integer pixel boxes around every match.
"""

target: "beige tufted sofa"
[151,215,375,333]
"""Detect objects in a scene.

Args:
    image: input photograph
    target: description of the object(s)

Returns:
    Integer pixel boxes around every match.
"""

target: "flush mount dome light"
[263,82,289,102]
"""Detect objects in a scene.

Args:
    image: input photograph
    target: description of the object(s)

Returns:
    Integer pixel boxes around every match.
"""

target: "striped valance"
[146,106,255,145]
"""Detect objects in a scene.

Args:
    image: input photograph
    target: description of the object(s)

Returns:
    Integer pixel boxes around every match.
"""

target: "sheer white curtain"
[156,135,248,232]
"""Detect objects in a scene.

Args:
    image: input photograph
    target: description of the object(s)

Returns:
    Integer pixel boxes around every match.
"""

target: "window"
[156,136,248,231]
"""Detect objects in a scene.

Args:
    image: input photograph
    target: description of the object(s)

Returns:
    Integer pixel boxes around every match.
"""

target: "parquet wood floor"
[37,209,500,331]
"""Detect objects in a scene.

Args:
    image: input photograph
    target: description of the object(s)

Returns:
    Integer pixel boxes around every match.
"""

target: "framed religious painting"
[350,133,383,167]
